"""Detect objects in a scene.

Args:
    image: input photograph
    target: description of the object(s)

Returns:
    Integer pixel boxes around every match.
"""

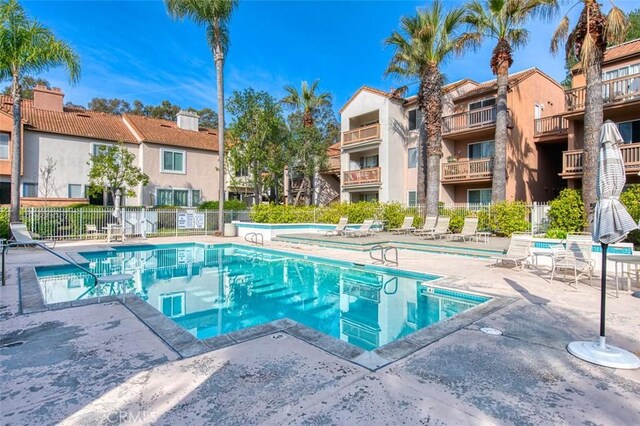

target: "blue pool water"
[35,243,490,350]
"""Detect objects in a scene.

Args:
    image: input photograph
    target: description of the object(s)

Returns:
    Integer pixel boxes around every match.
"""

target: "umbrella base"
[568,339,640,369]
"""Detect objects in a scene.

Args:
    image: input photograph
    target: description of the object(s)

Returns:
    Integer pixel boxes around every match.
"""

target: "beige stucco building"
[0,86,220,207]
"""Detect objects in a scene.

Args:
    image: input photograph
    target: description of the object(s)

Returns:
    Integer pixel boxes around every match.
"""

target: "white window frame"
[22,182,38,197]
[159,292,186,318]
[468,97,496,111]
[155,187,200,207]
[617,119,640,144]
[408,109,418,131]
[467,188,492,205]
[407,190,417,207]
[68,184,84,199]
[467,140,495,160]
[161,148,186,174]
[91,142,110,157]
[0,132,9,160]
[407,147,418,169]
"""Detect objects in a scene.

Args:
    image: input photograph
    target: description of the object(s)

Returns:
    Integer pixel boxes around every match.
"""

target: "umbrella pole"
[599,243,608,350]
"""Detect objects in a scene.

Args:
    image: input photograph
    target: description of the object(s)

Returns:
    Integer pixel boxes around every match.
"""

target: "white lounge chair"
[419,217,451,240]
[447,217,479,242]
[413,216,438,237]
[324,217,349,236]
[344,219,375,238]
[550,233,594,289]
[9,222,56,248]
[490,233,532,269]
[389,216,415,235]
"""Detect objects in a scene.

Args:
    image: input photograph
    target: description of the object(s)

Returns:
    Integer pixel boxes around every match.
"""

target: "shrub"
[0,208,8,239]
[199,199,247,210]
[545,228,567,239]
[547,189,587,234]
[620,184,640,248]
[486,201,530,236]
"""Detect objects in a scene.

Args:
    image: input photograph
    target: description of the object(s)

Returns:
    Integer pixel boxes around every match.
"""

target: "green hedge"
[620,184,640,248]
[198,199,247,210]
[545,189,587,239]
[438,201,529,236]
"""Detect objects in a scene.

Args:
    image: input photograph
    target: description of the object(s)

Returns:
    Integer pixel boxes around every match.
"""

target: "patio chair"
[324,217,349,236]
[389,216,415,235]
[105,223,125,243]
[550,233,594,289]
[419,217,451,240]
[489,233,532,269]
[344,219,375,238]
[85,224,105,238]
[447,217,479,242]
[412,216,438,237]
[8,222,56,249]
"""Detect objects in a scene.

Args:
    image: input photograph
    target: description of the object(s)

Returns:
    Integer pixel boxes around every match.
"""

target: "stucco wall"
[0,111,23,176]
[141,142,219,205]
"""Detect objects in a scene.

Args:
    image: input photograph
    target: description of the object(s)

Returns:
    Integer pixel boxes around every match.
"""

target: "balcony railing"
[443,105,497,134]
[441,158,493,182]
[342,123,380,146]
[562,142,640,175]
[343,167,381,186]
[534,115,569,136]
[566,74,640,111]
[325,156,340,173]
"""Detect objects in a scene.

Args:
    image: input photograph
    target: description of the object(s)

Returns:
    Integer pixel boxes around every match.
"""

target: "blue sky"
[16,0,640,115]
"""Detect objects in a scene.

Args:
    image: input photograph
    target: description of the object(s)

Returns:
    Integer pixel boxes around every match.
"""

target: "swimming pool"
[35,243,490,350]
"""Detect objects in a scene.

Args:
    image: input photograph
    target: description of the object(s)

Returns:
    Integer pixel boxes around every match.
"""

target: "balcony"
[566,75,640,111]
[441,158,493,183]
[323,156,341,174]
[343,167,381,187]
[534,115,569,137]
[342,123,380,147]
[443,105,496,135]
[561,142,640,177]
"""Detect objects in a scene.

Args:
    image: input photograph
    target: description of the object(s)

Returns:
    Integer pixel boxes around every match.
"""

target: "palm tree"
[166,0,238,233]
[0,0,80,222]
[551,1,627,228]
[281,80,331,205]
[465,0,557,203]
[385,0,471,215]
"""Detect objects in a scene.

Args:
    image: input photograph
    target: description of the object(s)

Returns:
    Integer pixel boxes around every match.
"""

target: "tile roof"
[404,79,479,106]
[0,96,137,143]
[339,86,404,113]
[453,68,538,100]
[327,142,340,157]
[0,95,218,152]
[123,114,218,152]
[603,38,640,63]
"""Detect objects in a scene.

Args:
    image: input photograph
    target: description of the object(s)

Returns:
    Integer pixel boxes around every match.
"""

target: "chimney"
[33,85,64,112]
[176,110,199,131]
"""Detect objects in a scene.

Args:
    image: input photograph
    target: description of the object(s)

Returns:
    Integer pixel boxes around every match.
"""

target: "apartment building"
[339,68,566,205]
[554,38,640,187]
[0,86,220,207]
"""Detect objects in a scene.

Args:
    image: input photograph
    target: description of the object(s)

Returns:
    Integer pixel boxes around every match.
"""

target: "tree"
[385,0,471,215]
[465,0,557,203]
[88,97,131,115]
[0,0,80,222]
[87,142,149,208]
[188,107,218,128]
[227,88,289,203]
[1,75,50,98]
[626,8,639,41]
[281,80,332,205]
[166,0,239,233]
[38,157,56,204]
[560,55,578,88]
[551,1,628,228]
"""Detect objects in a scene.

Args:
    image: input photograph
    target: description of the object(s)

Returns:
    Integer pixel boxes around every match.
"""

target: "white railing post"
[141,207,147,239]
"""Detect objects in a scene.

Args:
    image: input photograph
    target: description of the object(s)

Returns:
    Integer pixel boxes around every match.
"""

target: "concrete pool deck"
[1,236,639,425]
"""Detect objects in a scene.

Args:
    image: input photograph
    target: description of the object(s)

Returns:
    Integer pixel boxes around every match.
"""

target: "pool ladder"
[369,245,398,266]
[245,232,264,246]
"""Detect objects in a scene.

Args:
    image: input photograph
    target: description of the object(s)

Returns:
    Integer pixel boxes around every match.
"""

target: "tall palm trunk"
[10,73,22,223]
[214,24,226,233]
[424,66,443,216]
[492,61,509,202]
[582,59,603,230]
[417,81,428,206]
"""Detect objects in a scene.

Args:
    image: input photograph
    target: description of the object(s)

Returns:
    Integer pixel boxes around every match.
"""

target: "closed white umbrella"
[567,121,640,369]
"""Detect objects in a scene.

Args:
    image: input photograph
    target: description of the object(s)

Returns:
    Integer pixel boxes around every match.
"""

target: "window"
[160,292,185,318]
[359,155,378,169]
[0,182,9,204]
[162,149,185,173]
[358,192,378,202]
[602,62,640,81]
[407,191,417,207]
[408,109,417,131]
[408,148,418,168]
[468,98,496,125]
[23,183,37,197]
[191,190,201,206]
[618,119,640,144]
[156,188,200,207]
[0,133,9,159]
[469,98,496,110]
[235,166,248,177]
[468,189,492,204]
[68,184,83,198]
[92,143,109,156]
[468,141,494,160]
